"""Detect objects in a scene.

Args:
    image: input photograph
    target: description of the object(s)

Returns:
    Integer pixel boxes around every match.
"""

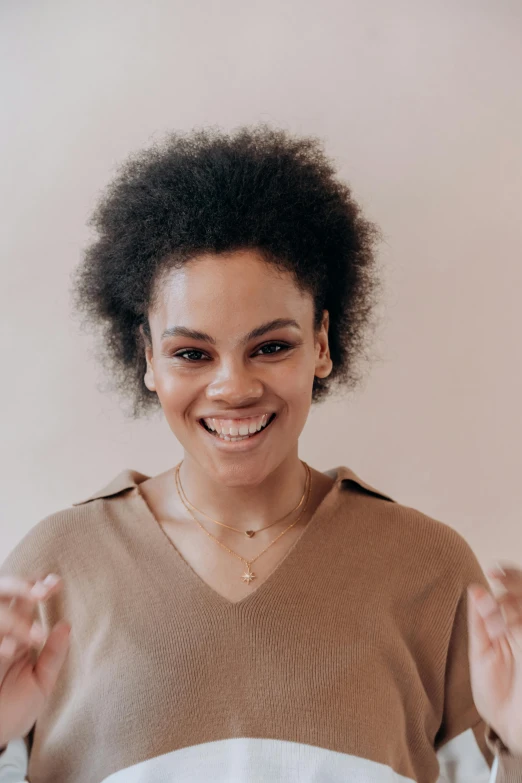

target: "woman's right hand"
[0,575,71,748]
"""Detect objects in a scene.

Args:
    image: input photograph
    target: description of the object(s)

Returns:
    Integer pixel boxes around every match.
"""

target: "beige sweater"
[0,465,520,783]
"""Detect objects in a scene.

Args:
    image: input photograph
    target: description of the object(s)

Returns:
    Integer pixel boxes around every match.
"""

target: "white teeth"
[202,413,273,439]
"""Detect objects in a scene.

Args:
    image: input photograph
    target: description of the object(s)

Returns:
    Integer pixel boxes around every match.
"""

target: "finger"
[487,567,522,580]
[0,596,38,659]
[33,621,71,697]
[495,593,522,645]
[0,605,46,650]
[28,574,63,596]
[0,597,35,663]
[486,566,522,594]
[468,586,496,657]
[471,585,511,632]
[499,597,522,627]
[2,593,41,625]
[496,592,522,612]
[0,575,62,605]
[495,590,522,605]
[0,635,18,658]
[489,563,521,577]
[480,587,522,650]
[0,576,42,602]
[2,579,63,630]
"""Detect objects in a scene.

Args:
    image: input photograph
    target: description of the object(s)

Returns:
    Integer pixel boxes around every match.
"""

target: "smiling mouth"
[200,413,277,442]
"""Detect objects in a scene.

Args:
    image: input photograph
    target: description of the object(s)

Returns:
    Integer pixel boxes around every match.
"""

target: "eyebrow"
[160,318,301,345]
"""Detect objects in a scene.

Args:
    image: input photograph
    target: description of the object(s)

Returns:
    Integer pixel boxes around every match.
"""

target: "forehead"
[151,250,314,330]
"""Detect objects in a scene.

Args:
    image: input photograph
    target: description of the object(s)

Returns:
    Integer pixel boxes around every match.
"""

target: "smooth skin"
[0,249,521,753]
[138,250,335,604]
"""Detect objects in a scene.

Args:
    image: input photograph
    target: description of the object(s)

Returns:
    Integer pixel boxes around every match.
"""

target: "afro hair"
[71,123,384,418]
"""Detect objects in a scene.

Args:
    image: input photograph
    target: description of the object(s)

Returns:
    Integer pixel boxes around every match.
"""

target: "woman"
[0,125,521,783]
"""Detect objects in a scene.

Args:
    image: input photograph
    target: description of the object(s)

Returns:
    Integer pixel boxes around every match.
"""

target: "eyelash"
[173,342,293,362]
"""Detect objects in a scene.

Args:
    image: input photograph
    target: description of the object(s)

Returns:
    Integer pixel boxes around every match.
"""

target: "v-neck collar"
[73,465,396,610]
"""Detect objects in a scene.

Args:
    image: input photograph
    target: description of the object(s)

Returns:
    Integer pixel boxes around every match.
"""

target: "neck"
[176,451,308,533]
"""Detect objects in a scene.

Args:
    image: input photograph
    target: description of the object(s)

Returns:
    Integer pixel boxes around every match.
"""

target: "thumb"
[33,621,71,697]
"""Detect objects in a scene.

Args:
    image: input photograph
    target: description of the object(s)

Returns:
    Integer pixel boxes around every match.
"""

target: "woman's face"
[143,249,332,486]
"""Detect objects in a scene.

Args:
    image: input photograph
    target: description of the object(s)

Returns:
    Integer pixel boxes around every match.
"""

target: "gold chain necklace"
[176,460,308,537]
[174,462,312,584]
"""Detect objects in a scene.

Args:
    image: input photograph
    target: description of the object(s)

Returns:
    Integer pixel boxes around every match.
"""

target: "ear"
[314,310,333,379]
[139,324,156,392]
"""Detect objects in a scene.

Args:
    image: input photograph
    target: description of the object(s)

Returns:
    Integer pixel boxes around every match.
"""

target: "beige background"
[1,0,521,569]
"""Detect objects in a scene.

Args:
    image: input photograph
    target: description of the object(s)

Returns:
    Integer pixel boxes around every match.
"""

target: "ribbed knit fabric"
[0,465,520,783]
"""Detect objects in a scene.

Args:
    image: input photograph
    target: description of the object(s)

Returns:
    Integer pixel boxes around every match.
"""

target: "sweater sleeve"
[0,739,29,782]
[433,537,522,783]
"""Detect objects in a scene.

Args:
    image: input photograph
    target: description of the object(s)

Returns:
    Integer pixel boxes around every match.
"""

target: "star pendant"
[241,568,256,584]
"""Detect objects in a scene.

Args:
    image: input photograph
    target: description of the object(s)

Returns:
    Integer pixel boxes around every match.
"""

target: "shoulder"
[71,468,150,506]
[331,465,485,589]
[0,469,149,581]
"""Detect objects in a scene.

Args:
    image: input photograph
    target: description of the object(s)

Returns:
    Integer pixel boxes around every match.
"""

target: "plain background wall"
[1,0,521,569]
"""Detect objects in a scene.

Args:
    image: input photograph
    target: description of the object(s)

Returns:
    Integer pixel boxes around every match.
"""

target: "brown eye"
[255,342,291,356]
[174,350,208,361]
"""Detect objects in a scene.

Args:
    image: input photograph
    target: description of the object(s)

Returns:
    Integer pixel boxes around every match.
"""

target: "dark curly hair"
[71,123,384,419]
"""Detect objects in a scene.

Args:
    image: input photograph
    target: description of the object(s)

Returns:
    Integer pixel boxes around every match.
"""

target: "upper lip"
[199,410,275,420]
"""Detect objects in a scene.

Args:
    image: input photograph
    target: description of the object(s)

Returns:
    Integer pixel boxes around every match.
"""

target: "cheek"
[153,365,201,410]
[274,360,315,409]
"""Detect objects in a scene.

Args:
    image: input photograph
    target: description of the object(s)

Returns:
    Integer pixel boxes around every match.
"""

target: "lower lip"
[198,416,276,452]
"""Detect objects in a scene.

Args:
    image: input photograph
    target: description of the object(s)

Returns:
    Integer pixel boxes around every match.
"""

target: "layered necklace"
[174,461,312,584]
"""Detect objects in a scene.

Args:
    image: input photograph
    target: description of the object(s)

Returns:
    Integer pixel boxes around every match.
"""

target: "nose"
[205,358,264,405]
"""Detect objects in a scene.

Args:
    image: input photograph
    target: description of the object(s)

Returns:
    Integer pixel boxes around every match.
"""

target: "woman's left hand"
[467,564,522,755]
